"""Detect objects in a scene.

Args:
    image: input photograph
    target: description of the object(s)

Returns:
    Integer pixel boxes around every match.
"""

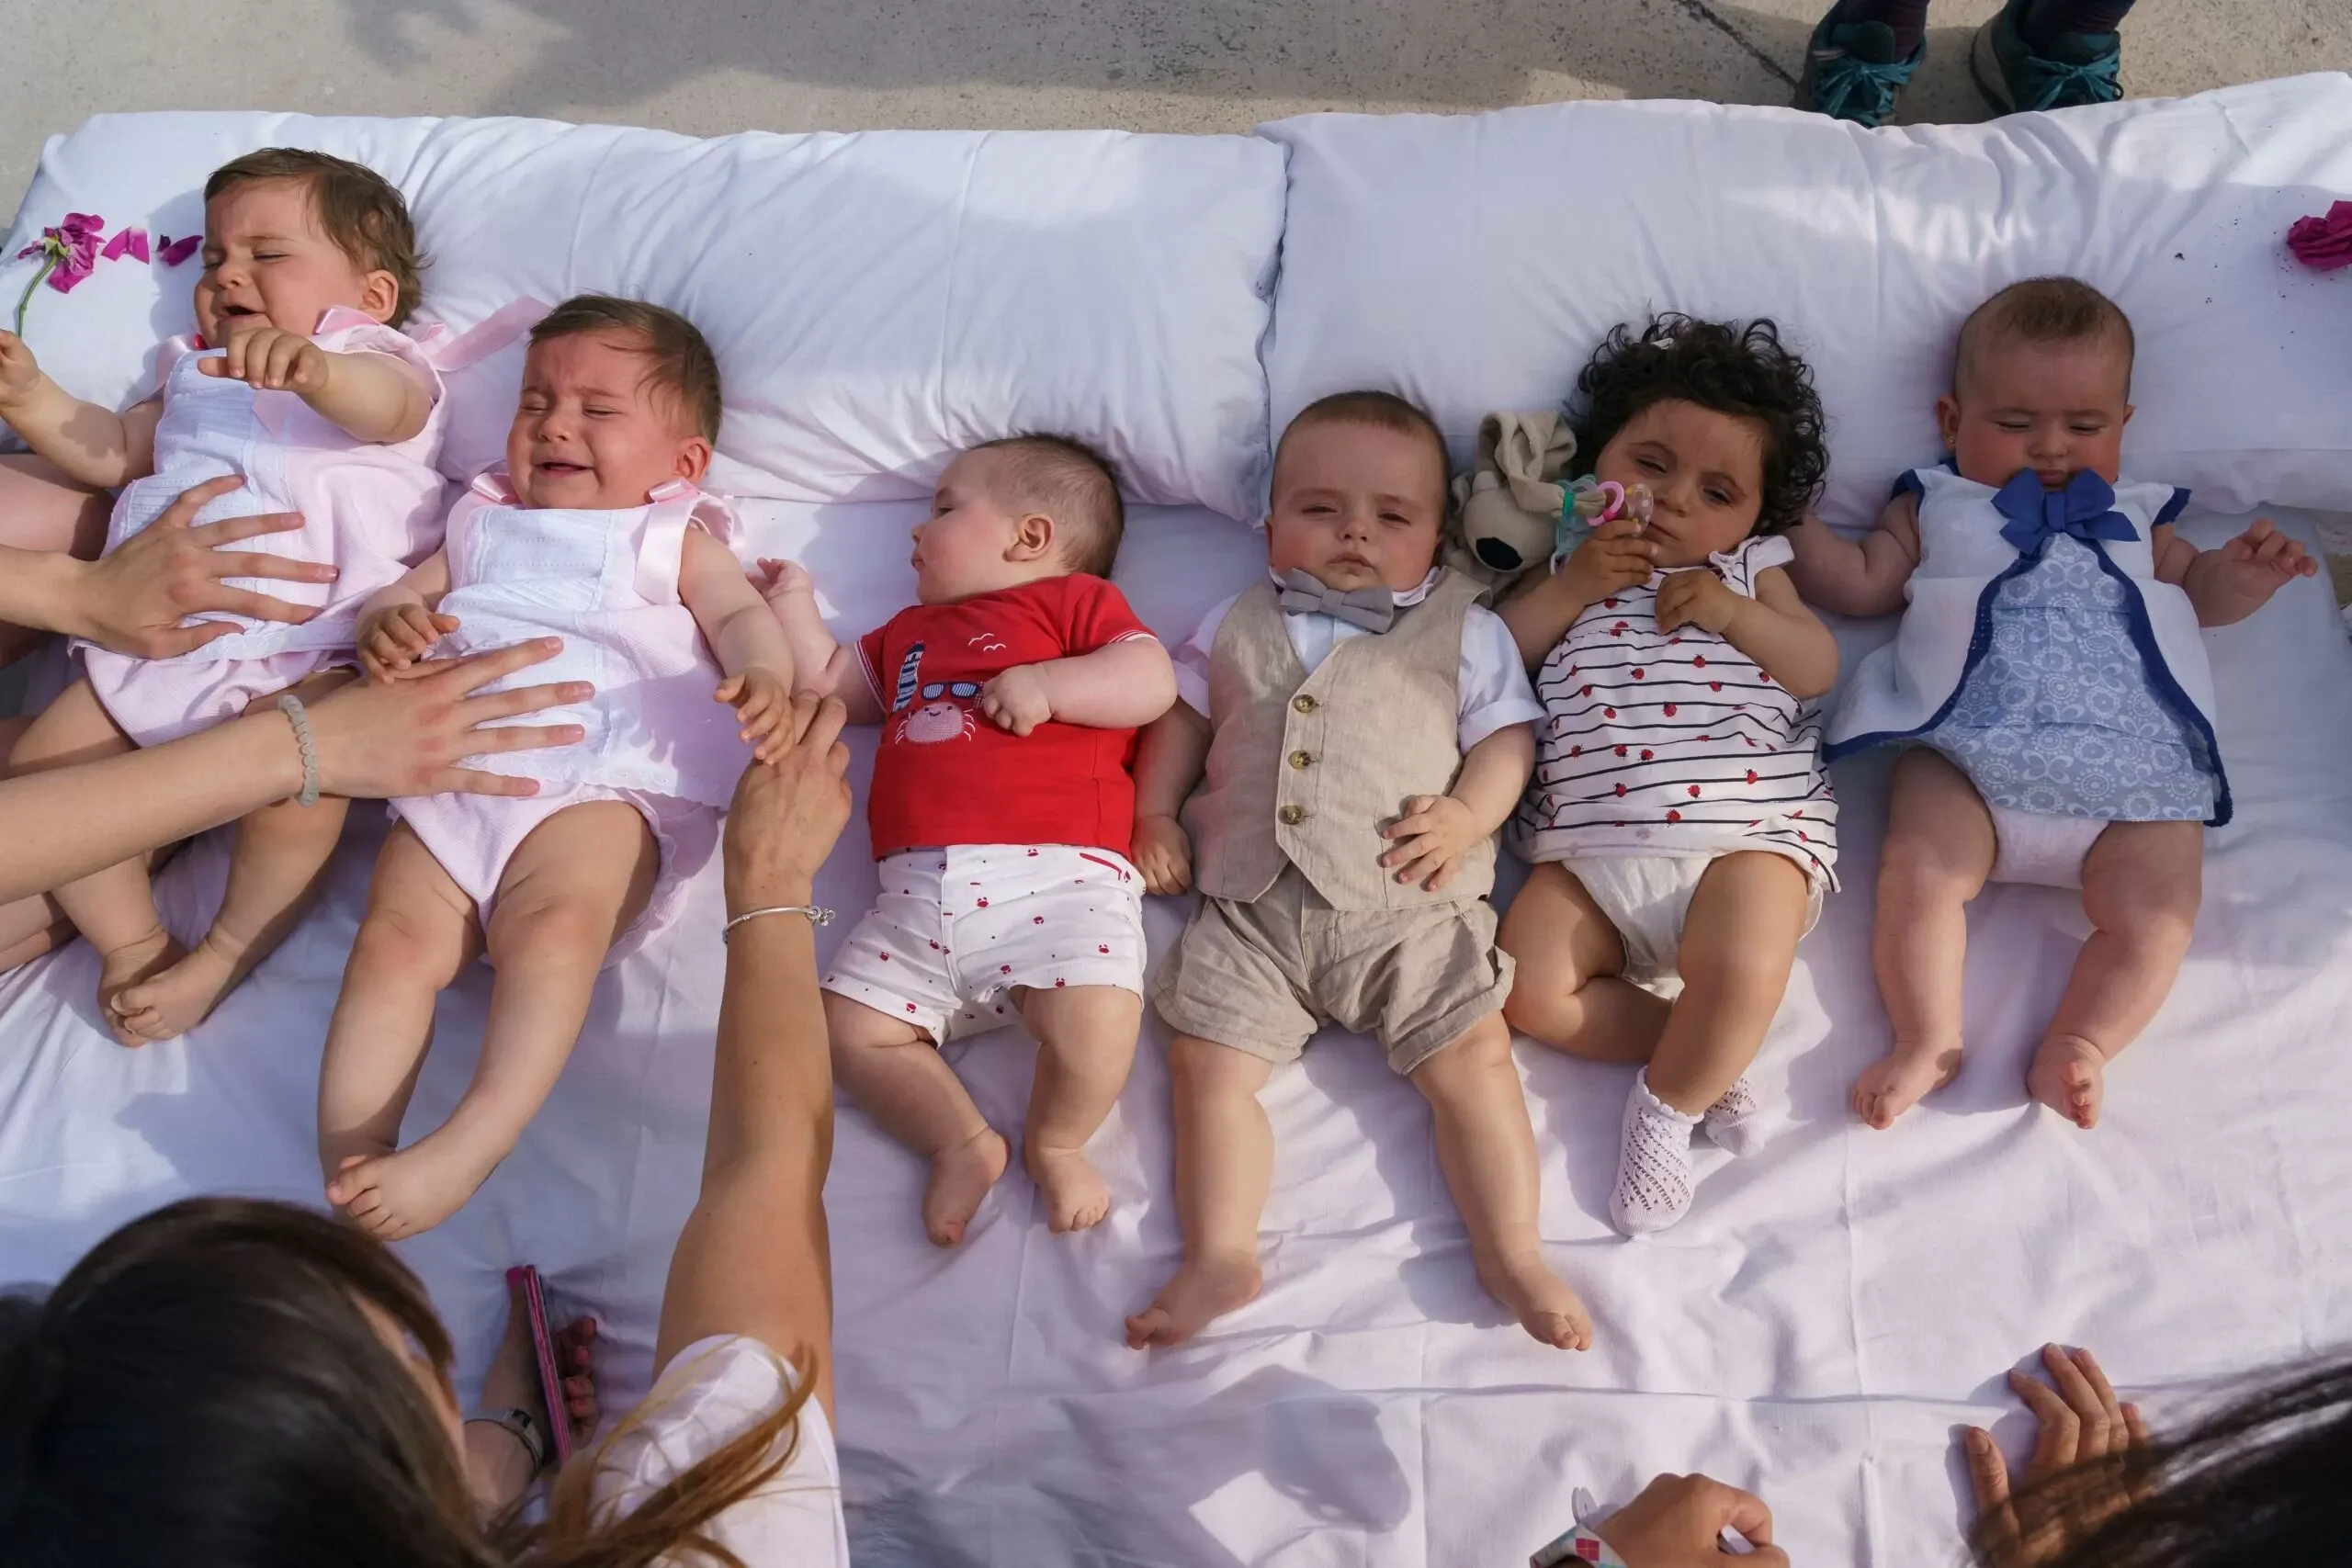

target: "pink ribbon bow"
[2287,200,2352,272]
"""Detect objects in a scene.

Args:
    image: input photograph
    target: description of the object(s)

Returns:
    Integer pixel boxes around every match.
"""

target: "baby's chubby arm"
[0,329,162,487]
[753,559,886,723]
[356,547,456,682]
[1130,702,1211,897]
[2155,517,2318,627]
[1380,722,1534,893]
[1655,565,1839,701]
[681,528,801,761]
[979,637,1177,739]
[1786,495,1918,618]
[198,325,433,446]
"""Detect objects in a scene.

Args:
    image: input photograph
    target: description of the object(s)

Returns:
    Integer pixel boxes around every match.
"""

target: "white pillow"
[1261,74,2352,527]
[1,112,1284,521]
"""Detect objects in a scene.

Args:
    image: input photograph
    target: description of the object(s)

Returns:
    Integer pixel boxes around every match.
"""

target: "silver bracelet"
[722,904,833,942]
[465,1406,549,1472]
[276,694,321,807]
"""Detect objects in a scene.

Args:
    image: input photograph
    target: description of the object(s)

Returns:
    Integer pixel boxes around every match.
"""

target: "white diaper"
[1985,804,2109,889]
[823,843,1147,1043]
[1567,851,1825,998]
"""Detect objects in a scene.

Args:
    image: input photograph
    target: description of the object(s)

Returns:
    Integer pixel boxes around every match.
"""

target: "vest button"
[1278,803,1307,826]
[1287,750,1314,771]
[1292,694,1317,715]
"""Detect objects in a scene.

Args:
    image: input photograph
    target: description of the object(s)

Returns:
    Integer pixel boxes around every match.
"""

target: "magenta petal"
[2287,200,2352,271]
[100,226,151,263]
[158,233,201,266]
[50,262,91,293]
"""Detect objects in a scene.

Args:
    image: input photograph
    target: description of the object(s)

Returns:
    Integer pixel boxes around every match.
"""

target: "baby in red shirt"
[766,436,1177,1244]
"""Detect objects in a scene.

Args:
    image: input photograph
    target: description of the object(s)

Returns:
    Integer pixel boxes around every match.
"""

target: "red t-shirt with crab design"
[855,573,1157,860]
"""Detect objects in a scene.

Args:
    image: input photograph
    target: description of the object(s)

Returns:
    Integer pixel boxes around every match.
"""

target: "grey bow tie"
[1277,569,1396,632]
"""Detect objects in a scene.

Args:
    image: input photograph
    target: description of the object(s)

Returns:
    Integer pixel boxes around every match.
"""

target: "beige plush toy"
[1449,410,1650,589]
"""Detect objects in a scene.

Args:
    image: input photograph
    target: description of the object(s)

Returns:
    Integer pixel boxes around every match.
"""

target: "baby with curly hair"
[1498,316,1841,1235]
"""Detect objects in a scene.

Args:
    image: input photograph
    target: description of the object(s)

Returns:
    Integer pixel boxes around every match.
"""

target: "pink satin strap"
[426,298,554,371]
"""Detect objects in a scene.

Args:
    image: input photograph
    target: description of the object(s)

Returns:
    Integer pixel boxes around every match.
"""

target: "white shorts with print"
[823,843,1147,1043]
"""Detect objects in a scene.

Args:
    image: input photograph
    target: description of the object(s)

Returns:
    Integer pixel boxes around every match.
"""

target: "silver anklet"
[722,904,834,942]
[466,1405,550,1472]
[276,694,322,807]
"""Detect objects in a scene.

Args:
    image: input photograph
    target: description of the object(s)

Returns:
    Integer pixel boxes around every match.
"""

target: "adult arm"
[1496,518,1658,668]
[0,640,587,903]
[0,475,337,657]
[1595,1473,1789,1567]
[198,329,433,445]
[1962,1343,2149,1568]
[0,329,160,486]
[654,694,855,1419]
[1129,702,1212,896]
[2154,517,2317,628]
[978,637,1178,737]
[1785,500,1917,618]
[1655,564,1840,701]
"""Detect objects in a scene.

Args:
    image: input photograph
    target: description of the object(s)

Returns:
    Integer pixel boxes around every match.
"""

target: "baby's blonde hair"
[969,434,1125,580]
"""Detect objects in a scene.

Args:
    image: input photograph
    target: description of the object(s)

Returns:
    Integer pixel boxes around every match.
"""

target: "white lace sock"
[1610,1068,1702,1236]
[1700,1075,1769,1158]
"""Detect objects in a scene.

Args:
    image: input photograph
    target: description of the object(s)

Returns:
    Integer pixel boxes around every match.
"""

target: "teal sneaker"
[1794,10,1925,128]
[1970,0,2123,113]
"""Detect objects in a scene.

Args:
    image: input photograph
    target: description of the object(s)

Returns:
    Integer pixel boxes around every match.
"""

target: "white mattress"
[6,497,2350,1563]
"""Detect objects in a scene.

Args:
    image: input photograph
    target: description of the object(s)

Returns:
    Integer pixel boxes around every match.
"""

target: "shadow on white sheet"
[3,506,2349,1565]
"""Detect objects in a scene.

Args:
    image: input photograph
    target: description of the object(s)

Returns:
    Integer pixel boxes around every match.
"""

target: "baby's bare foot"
[1477,1247,1593,1351]
[923,1127,1010,1247]
[1124,1252,1262,1349]
[1025,1142,1110,1235]
[113,931,252,1042]
[326,1132,507,1242]
[2028,1035,2107,1130]
[94,928,186,1045]
[1851,1039,1962,1130]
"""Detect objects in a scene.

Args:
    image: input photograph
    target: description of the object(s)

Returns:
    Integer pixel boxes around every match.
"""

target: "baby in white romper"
[320,295,797,1240]
[0,148,448,1045]
[1497,316,1841,1235]
[1792,276,2314,1133]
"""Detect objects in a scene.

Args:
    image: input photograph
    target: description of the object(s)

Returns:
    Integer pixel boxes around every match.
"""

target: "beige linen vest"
[1184,570,1494,910]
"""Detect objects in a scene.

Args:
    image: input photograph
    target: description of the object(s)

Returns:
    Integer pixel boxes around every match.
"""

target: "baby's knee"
[1875,825,1979,904]
[1413,1012,1513,1083]
[352,901,461,981]
[1167,1033,1261,1094]
[484,891,615,966]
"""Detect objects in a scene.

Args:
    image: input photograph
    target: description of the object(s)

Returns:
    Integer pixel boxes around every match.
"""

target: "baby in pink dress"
[0,148,447,1044]
[320,295,797,1240]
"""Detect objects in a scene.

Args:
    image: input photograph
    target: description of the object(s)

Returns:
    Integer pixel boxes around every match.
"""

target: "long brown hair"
[0,1199,814,1568]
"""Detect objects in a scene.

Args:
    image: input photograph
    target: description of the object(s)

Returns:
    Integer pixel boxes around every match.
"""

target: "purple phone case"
[506,1264,572,1465]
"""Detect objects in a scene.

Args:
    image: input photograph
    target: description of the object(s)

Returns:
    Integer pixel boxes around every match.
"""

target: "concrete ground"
[5,0,2349,205]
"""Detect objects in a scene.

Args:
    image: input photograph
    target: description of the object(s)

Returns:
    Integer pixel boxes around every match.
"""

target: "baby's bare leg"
[1649,851,1810,1113]
[0,456,108,668]
[1498,861,1669,1058]
[320,824,481,1190]
[0,716,70,971]
[829,991,1009,1247]
[8,680,181,1044]
[1860,749,1996,1129]
[1017,983,1142,1235]
[119,672,356,1037]
[1410,1013,1592,1351]
[1125,1034,1274,1350]
[332,801,655,1241]
[2030,820,2202,1130]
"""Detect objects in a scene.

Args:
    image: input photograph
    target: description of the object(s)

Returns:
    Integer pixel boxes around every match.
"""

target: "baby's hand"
[199,325,332,396]
[2218,518,2317,593]
[1558,516,1657,604]
[979,664,1055,736]
[1655,568,1744,636]
[752,557,817,604]
[0,329,41,403]
[1132,812,1193,897]
[359,604,458,682]
[1380,794,1481,891]
[718,665,794,761]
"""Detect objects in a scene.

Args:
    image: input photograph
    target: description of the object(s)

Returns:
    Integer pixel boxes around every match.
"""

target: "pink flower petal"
[158,234,200,266]
[100,226,151,263]
[2287,200,2352,272]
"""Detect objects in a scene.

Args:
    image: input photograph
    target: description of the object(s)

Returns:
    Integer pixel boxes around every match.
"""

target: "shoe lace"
[1812,50,1912,127]
[2011,43,2122,111]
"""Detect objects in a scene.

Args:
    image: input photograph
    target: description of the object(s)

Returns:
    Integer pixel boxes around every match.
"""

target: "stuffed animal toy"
[1449,410,1649,590]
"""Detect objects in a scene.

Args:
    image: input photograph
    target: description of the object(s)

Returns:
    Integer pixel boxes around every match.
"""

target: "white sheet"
[5,498,2349,1564]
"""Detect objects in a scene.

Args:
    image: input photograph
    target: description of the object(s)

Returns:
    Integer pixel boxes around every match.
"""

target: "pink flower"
[2287,201,2352,272]
[13,211,107,293]
[156,233,201,266]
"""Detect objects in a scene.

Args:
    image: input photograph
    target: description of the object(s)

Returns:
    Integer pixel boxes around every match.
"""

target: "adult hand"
[1965,1344,2150,1568]
[722,692,853,910]
[1596,1473,1787,1566]
[305,637,590,798]
[0,327,41,403]
[62,475,337,657]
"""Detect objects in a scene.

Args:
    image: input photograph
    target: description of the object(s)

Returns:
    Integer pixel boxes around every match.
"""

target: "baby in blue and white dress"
[1791,276,2314,1133]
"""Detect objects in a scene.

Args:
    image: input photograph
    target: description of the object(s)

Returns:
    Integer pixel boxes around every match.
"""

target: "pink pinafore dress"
[81,307,450,745]
[390,472,754,964]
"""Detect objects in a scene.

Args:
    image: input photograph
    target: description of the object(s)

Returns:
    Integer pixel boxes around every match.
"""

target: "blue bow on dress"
[1992,468,2138,555]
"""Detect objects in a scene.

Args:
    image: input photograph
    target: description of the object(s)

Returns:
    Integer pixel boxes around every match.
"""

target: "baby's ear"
[357,269,402,325]
[674,436,714,483]
[1008,510,1056,561]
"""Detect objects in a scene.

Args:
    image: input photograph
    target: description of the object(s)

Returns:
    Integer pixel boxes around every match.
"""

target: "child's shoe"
[1699,1075,1769,1158]
[1793,6,1924,128]
[1610,1068,1702,1235]
[1970,0,2123,114]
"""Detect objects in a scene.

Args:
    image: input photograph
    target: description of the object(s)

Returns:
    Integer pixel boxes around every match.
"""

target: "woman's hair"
[205,148,425,328]
[0,1198,813,1568]
[1569,314,1829,536]
[1984,1356,2352,1567]
[530,294,724,444]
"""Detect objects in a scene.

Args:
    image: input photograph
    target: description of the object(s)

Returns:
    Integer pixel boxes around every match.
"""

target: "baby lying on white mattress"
[1792,276,2316,1133]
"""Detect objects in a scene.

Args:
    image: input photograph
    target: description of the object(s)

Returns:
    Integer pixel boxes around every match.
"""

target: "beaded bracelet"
[276,694,322,807]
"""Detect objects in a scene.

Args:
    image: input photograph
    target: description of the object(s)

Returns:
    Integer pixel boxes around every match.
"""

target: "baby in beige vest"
[1125,391,1592,1353]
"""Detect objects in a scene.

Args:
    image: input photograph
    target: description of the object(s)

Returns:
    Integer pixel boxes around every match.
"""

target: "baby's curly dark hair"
[1569,315,1829,536]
